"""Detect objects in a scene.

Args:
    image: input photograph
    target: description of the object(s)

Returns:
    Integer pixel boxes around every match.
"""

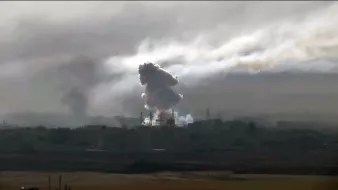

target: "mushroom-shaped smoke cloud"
[138,62,183,125]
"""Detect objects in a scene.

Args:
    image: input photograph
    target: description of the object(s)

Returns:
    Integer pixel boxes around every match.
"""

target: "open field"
[0,171,337,190]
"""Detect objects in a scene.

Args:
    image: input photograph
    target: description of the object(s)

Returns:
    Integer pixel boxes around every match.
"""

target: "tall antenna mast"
[140,112,143,125]
[149,111,153,127]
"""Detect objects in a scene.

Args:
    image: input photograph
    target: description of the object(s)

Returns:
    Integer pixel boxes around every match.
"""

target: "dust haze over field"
[0,2,338,124]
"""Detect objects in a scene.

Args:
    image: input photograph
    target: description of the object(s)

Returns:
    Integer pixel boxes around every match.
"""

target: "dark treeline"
[0,119,338,175]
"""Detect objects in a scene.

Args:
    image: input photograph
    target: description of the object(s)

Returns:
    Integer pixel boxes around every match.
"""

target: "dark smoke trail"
[138,62,183,125]
[62,87,87,118]
[58,56,102,118]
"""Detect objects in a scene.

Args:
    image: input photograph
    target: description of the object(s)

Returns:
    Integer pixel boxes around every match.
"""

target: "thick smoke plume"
[138,62,184,125]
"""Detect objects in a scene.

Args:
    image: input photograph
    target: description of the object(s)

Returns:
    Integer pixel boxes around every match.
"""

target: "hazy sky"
[0,1,338,119]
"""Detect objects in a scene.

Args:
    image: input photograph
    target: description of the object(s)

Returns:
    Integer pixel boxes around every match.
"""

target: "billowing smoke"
[138,62,182,110]
[138,62,189,125]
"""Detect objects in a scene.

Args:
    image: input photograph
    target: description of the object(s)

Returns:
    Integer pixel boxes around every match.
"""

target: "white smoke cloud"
[143,109,194,127]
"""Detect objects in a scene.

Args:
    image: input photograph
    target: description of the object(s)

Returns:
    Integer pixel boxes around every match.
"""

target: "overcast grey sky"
[0,1,337,120]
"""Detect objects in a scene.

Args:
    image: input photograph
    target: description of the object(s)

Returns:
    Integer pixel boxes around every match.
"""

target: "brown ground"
[0,171,337,190]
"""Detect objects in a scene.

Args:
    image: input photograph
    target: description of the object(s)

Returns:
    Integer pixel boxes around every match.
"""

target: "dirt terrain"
[0,171,337,190]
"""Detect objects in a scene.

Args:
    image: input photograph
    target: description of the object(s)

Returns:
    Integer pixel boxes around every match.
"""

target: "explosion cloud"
[138,62,183,125]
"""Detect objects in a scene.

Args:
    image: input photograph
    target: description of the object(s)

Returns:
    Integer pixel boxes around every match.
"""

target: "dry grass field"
[0,171,337,190]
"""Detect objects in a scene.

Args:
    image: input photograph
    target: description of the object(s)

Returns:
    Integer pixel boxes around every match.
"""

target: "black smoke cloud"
[138,62,182,111]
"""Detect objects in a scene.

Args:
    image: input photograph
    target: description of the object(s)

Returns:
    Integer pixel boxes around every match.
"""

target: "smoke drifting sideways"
[98,2,338,119]
[138,62,192,126]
